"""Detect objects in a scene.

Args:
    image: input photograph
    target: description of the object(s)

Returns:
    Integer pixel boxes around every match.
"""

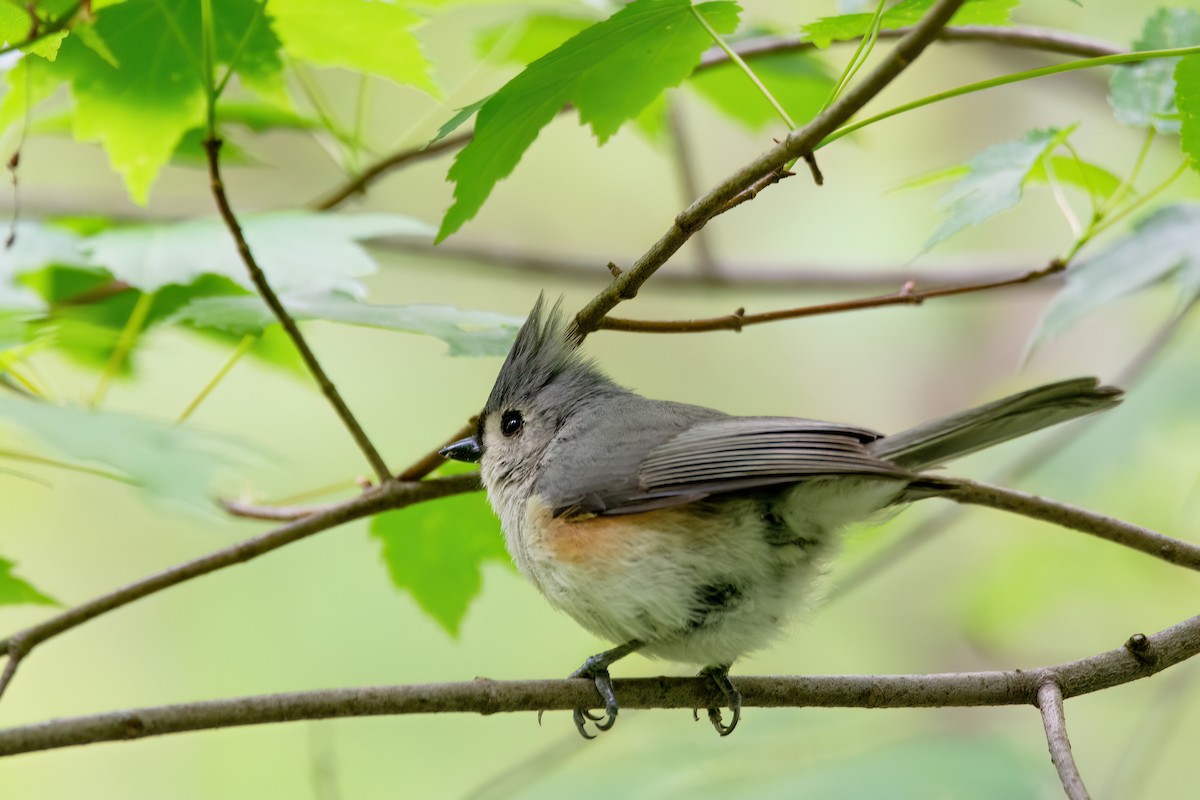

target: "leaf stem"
[1041,154,1083,239]
[820,44,1200,149]
[1088,160,1190,239]
[689,6,796,131]
[822,0,889,111]
[89,291,154,409]
[176,334,256,424]
[1101,127,1155,215]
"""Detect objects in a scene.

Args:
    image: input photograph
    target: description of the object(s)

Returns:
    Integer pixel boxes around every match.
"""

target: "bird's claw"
[696,665,742,737]
[569,661,620,739]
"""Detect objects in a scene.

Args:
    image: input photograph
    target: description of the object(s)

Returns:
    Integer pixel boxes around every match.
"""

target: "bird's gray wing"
[599,416,911,515]
[541,408,911,518]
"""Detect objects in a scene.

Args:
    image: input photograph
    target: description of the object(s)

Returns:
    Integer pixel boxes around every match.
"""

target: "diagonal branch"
[1,611,1197,758]
[940,479,1200,571]
[314,24,1120,211]
[0,474,481,698]
[202,137,392,484]
[569,0,971,339]
[1038,681,1092,800]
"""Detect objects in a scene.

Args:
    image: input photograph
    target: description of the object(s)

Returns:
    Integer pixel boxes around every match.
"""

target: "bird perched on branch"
[441,295,1122,738]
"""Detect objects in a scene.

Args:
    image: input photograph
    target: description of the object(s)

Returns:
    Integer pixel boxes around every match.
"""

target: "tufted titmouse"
[440,296,1122,738]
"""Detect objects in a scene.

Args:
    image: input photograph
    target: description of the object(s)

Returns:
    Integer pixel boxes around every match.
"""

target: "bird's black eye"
[501,410,524,437]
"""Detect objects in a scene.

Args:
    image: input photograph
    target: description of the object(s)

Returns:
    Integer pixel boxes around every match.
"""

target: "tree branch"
[1,611,1196,758]
[1038,681,1092,800]
[314,24,1120,211]
[596,260,1064,333]
[939,479,1200,571]
[0,474,481,695]
[569,0,970,339]
[203,136,393,484]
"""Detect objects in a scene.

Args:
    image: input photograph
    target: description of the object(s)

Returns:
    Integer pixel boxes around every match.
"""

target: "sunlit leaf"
[1109,8,1200,134]
[48,0,284,203]
[923,127,1070,251]
[437,0,740,241]
[801,0,1016,48]
[1178,53,1200,171]
[0,396,240,508]
[1027,155,1123,200]
[0,557,58,607]
[690,51,834,130]
[170,294,520,356]
[84,212,432,294]
[370,474,509,636]
[1033,204,1200,346]
[266,0,437,96]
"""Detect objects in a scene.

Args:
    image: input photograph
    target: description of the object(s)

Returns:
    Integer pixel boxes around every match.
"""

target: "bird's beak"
[439,436,482,463]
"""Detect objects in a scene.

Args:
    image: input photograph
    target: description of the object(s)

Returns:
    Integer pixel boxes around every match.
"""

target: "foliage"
[1,0,1200,796]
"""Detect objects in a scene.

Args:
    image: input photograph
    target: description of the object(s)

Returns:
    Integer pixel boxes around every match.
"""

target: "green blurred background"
[3,0,1200,797]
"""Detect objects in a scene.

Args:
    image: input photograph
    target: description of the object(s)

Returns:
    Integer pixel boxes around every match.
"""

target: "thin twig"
[0,475,481,690]
[940,479,1200,571]
[315,22,1116,212]
[1,611,1197,757]
[202,137,392,484]
[1037,681,1092,800]
[570,0,971,339]
[596,260,1064,333]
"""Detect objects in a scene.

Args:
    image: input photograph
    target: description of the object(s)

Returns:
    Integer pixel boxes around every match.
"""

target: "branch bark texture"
[2,612,1197,758]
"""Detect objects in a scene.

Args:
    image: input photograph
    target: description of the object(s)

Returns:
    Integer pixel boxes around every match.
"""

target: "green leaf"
[891,164,969,192]
[437,0,741,242]
[266,0,437,97]
[924,127,1070,251]
[48,0,284,203]
[1027,155,1123,200]
[1033,204,1200,346]
[1109,8,1200,134]
[0,557,58,607]
[427,95,490,148]
[1178,54,1200,171]
[801,0,1016,49]
[690,51,835,130]
[170,294,521,356]
[0,396,239,508]
[369,478,509,636]
[0,221,88,310]
[475,13,594,65]
[84,212,432,294]
[0,58,66,133]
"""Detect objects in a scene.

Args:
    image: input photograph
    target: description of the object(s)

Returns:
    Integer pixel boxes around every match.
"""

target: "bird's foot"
[697,664,741,736]
[564,641,641,739]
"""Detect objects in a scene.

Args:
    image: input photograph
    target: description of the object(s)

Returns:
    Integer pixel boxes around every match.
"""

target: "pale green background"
[3,1,1200,797]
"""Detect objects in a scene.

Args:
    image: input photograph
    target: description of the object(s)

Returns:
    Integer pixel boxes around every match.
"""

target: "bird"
[439,295,1122,739]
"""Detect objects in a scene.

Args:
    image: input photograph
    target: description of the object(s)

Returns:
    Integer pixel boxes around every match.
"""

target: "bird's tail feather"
[871,377,1123,471]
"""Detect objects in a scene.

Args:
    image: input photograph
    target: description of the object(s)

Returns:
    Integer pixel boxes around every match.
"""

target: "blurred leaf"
[1109,8,1200,134]
[475,13,594,64]
[170,294,521,356]
[370,477,509,636]
[0,396,239,508]
[1032,203,1200,345]
[0,58,64,133]
[690,51,834,130]
[1027,154,1123,200]
[266,0,438,96]
[0,557,58,607]
[427,95,490,148]
[924,127,1070,251]
[801,0,1016,48]
[1178,54,1200,171]
[0,221,89,311]
[891,164,969,192]
[437,0,740,241]
[84,212,432,294]
[48,0,285,203]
